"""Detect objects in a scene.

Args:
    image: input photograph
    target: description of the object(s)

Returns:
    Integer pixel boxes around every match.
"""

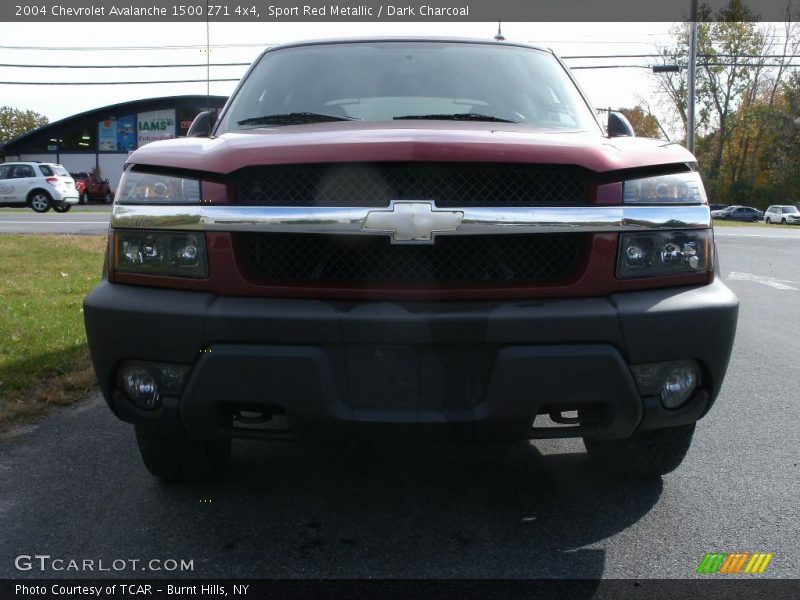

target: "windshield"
[217,41,600,133]
[782,206,798,213]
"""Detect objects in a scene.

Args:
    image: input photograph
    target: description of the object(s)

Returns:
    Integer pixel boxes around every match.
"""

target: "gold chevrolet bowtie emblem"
[362,201,464,244]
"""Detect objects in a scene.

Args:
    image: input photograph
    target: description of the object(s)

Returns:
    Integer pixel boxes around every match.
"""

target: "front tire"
[766,218,771,224]
[782,218,787,224]
[29,191,52,213]
[135,426,231,482]
[104,191,113,204]
[583,423,696,479]
[80,191,90,204]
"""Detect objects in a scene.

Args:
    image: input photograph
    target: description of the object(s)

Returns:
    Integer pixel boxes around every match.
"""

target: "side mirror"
[187,111,217,138]
[608,111,635,137]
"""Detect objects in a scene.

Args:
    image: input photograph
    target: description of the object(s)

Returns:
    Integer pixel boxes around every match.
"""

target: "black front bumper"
[84,279,738,443]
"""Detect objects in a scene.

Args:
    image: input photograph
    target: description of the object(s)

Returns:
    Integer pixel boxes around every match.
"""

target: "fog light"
[117,361,191,410]
[121,366,160,410]
[630,359,700,410]
[661,362,698,409]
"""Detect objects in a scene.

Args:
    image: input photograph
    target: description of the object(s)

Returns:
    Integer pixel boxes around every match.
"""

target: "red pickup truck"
[71,171,114,204]
[84,38,738,482]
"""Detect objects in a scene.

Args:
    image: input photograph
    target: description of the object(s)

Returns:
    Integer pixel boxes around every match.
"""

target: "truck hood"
[128,121,695,175]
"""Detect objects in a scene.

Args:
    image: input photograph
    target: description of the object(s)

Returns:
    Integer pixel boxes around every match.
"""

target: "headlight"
[114,230,208,278]
[623,172,706,204]
[118,170,200,204]
[617,229,712,279]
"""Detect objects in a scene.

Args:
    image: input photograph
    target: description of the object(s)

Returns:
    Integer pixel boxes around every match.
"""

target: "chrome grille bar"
[111,204,712,241]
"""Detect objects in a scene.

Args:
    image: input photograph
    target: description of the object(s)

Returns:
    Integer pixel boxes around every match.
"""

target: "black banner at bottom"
[2,579,800,600]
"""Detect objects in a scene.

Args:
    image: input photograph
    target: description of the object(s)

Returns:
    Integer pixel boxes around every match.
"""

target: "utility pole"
[688,0,698,153]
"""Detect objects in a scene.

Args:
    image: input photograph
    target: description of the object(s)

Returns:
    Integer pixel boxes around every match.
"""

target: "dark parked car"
[712,205,763,222]
[84,37,739,482]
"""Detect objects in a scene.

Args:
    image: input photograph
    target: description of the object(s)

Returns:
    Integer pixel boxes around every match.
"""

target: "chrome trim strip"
[111,204,712,240]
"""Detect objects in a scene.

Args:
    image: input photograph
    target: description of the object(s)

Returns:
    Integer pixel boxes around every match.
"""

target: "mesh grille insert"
[234,162,588,207]
[240,233,586,284]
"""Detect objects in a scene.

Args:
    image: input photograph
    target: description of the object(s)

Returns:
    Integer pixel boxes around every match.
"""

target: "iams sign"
[139,120,175,132]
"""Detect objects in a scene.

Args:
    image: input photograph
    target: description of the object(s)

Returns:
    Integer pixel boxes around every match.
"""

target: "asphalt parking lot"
[0,205,110,235]
[0,227,798,580]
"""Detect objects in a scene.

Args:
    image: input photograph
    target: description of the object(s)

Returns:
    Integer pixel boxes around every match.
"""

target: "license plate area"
[344,344,495,413]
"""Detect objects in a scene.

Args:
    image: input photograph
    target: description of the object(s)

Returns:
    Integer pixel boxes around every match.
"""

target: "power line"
[0,62,250,69]
[0,42,274,51]
[563,53,800,59]
[2,53,799,70]
[571,65,654,70]
[1,60,796,83]
[572,63,800,70]
[0,79,241,85]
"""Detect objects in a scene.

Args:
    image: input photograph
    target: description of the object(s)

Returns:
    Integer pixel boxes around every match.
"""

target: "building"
[1,95,227,192]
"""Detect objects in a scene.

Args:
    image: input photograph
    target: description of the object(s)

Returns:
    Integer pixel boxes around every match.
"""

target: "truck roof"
[262,36,552,55]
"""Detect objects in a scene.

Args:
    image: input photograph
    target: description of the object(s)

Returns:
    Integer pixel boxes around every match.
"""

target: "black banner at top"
[0,0,795,22]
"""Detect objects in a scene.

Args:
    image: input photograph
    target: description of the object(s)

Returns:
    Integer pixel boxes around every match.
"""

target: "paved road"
[1,235,799,580]
[0,206,110,235]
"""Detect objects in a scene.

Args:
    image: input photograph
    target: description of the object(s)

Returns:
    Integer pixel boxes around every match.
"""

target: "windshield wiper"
[393,113,519,123]
[237,112,360,126]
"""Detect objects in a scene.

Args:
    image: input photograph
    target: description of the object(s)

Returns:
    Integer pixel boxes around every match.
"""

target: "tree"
[753,71,800,205]
[652,0,800,204]
[0,106,49,144]
[618,105,665,139]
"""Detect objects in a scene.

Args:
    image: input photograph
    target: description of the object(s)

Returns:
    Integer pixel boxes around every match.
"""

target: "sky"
[0,21,678,131]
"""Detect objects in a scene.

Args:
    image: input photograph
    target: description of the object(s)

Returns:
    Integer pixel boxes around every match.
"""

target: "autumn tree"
[653,0,800,204]
[618,106,665,138]
[0,106,49,144]
[750,71,800,205]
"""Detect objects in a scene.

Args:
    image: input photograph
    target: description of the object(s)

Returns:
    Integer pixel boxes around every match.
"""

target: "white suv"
[764,205,800,225]
[0,161,80,213]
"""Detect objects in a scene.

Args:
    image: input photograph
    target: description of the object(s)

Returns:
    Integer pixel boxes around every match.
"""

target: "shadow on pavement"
[146,440,663,579]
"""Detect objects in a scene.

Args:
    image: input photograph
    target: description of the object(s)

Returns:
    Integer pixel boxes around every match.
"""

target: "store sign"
[98,119,117,151]
[117,115,136,152]
[137,110,176,146]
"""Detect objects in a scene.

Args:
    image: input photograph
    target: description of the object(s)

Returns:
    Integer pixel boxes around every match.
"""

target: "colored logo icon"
[696,552,774,574]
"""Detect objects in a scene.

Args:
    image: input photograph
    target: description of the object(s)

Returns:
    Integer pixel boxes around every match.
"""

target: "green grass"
[0,235,106,426]
[712,219,799,229]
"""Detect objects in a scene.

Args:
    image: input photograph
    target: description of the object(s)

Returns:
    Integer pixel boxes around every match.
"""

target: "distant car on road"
[712,205,763,222]
[71,171,114,204]
[0,161,79,213]
[764,205,800,225]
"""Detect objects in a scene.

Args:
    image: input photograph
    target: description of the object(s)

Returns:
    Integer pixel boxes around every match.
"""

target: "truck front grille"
[234,162,588,207]
[240,233,587,284]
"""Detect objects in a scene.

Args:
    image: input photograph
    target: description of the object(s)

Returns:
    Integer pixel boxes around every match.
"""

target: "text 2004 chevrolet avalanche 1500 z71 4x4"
[83,38,739,481]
